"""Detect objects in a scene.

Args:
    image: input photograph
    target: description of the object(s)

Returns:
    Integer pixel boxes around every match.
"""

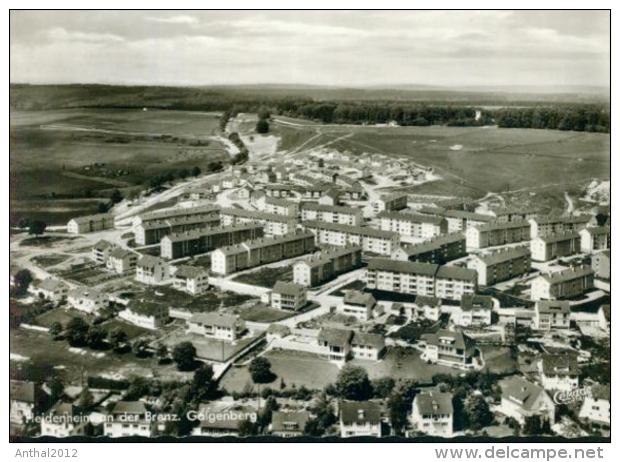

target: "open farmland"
[274,116,609,201]
[10,108,229,225]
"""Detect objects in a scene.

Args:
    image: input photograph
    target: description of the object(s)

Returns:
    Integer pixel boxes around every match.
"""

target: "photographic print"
[9,9,610,443]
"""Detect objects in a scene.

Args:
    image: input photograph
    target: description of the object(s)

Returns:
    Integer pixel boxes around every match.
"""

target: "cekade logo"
[553,386,592,405]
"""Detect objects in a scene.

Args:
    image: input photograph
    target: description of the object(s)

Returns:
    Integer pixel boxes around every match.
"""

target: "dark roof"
[273,280,306,297]
[351,331,385,349]
[111,401,147,415]
[435,265,477,282]
[377,211,445,226]
[540,266,594,284]
[423,329,475,353]
[271,411,310,433]
[536,300,570,314]
[340,401,382,425]
[535,231,581,244]
[473,246,530,265]
[472,220,530,232]
[10,380,38,403]
[302,202,360,215]
[367,258,438,276]
[499,376,550,411]
[318,328,353,347]
[174,265,207,279]
[343,290,376,306]
[303,221,399,240]
[591,384,610,402]
[414,391,453,415]
[460,294,494,312]
[415,295,441,307]
[189,312,241,329]
[541,354,579,377]
[531,214,590,225]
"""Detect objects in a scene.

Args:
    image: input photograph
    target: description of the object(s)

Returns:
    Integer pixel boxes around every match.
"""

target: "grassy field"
[220,349,340,393]
[10,108,229,224]
[238,304,294,323]
[233,265,294,288]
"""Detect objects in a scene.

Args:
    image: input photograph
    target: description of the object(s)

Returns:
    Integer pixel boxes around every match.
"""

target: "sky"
[10,10,610,88]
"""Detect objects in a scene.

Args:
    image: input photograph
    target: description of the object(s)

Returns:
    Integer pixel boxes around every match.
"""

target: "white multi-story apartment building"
[220,208,298,236]
[365,258,477,301]
[529,215,590,239]
[371,192,408,214]
[301,203,363,226]
[263,197,300,217]
[411,391,454,438]
[67,213,114,234]
[303,221,400,256]
[579,226,611,253]
[466,220,530,249]
[467,246,531,286]
[376,211,447,239]
[106,248,139,274]
[293,245,362,287]
[530,231,581,262]
[530,266,594,300]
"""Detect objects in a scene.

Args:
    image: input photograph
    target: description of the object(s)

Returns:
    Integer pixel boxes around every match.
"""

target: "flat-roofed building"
[391,233,466,264]
[529,215,590,239]
[579,226,610,253]
[530,231,580,262]
[210,231,315,275]
[271,280,307,311]
[467,246,531,286]
[161,224,264,259]
[376,211,447,239]
[220,208,298,236]
[293,245,362,287]
[466,220,530,249]
[67,213,114,234]
[301,203,363,226]
[531,266,594,300]
[533,300,570,330]
[303,220,400,256]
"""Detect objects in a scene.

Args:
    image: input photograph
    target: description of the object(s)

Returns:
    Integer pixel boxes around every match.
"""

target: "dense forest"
[10,84,610,133]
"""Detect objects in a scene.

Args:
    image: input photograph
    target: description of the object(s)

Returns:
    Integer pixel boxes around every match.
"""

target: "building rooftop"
[303,221,399,240]
[69,213,112,224]
[473,246,530,266]
[340,401,382,426]
[351,331,385,349]
[318,327,353,347]
[174,265,208,279]
[541,354,579,377]
[499,376,549,411]
[164,223,264,243]
[414,391,454,416]
[535,231,581,244]
[367,258,439,276]
[536,300,570,314]
[189,312,241,329]
[539,266,594,284]
[343,290,376,306]
[460,294,494,312]
[271,411,310,433]
[377,211,445,226]
[273,280,306,297]
[301,202,361,215]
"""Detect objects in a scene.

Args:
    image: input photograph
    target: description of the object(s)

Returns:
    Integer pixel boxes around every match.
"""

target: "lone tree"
[256,119,270,134]
[249,357,276,385]
[190,166,201,177]
[13,269,33,295]
[172,342,197,371]
[65,317,90,346]
[110,189,123,205]
[335,365,373,401]
[28,220,47,237]
[49,322,63,340]
[387,391,409,436]
[108,328,128,351]
[86,326,107,349]
[190,364,217,402]
[464,394,494,431]
[155,343,170,363]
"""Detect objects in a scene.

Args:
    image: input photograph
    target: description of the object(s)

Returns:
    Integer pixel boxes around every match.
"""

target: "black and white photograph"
[8,6,613,451]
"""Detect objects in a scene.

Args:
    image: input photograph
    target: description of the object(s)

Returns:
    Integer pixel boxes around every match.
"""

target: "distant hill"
[9,83,610,111]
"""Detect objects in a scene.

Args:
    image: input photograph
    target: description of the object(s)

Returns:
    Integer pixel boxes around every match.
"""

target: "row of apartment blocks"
[302,220,400,256]
[161,223,264,259]
[134,214,220,245]
[210,231,316,275]
[293,245,363,287]
[465,220,530,249]
[220,207,298,236]
[530,225,610,261]
[301,202,364,226]
[375,211,447,239]
[391,232,467,264]
[365,258,477,301]
[417,207,494,233]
